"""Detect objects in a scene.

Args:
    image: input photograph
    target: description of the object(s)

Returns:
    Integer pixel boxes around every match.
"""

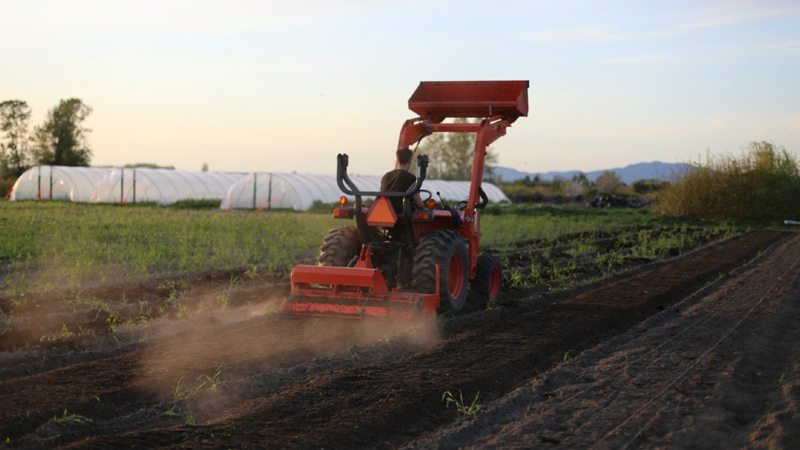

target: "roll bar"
[337,153,428,246]
[336,153,428,198]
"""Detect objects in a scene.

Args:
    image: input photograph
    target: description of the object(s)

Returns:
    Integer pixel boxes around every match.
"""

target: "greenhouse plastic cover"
[220,173,510,211]
[90,168,243,205]
[10,166,244,205]
[9,166,510,210]
[9,166,110,202]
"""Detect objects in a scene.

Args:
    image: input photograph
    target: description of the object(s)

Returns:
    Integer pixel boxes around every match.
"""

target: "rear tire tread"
[465,254,502,312]
[412,229,469,313]
[318,226,361,267]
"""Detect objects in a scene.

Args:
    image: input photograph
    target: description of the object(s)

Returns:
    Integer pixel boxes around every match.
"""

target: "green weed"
[198,365,227,392]
[442,390,482,417]
[40,323,73,342]
[53,409,91,425]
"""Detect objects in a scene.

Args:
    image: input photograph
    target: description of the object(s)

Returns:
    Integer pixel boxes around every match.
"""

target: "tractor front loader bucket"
[282,265,441,319]
[408,80,528,121]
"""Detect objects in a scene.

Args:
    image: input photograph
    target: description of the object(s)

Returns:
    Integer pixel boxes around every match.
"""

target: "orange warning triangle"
[366,196,398,227]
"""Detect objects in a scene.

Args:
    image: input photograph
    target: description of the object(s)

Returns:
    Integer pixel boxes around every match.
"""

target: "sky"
[1,0,799,176]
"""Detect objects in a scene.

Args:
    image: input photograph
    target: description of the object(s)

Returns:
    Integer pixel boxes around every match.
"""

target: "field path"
[1,230,776,449]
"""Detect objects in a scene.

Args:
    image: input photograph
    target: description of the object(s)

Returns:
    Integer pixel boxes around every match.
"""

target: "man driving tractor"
[284,80,528,319]
[381,147,424,214]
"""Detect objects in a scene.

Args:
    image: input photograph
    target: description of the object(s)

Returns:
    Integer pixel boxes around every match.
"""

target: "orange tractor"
[283,80,529,319]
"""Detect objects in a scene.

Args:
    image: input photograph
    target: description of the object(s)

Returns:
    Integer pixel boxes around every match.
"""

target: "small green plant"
[53,409,91,425]
[166,376,200,418]
[198,365,227,391]
[219,290,230,309]
[171,376,195,403]
[40,322,74,342]
[228,275,244,291]
[346,337,363,360]
[441,390,482,417]
[244,265,260,279]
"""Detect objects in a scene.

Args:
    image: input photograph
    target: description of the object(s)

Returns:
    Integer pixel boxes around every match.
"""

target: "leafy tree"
[0,100,33,178]
[571,172,589,186]
[563,180,585,196]
[595,171,622,194]
[32,99,93,166]
[201,163,209,172]
[419,119,497,181]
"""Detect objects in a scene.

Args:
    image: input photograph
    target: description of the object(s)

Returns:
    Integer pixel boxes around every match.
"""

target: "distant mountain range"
[492,161,692,184]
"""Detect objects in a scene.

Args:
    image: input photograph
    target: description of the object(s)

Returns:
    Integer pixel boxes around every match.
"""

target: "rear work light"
[338,196,348,207]
[426,198,437,209]
[412,209,434,222]
[333,207,354,219]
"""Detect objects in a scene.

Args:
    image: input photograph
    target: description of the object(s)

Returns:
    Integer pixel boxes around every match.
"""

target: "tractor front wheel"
[465,254,502,311]
[317,226,361,267]
[412,230,469,313]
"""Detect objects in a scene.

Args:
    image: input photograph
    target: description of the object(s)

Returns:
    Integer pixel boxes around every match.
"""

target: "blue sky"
[2,0,798,175]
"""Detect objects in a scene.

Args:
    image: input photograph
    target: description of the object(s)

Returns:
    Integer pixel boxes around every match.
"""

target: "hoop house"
[9,166,110,202]
[90,168,243,205]
[220,173,510,211]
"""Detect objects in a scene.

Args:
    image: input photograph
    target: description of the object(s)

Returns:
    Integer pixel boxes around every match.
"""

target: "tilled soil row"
[0,314,385,446]
[406,234,800,449]
[53,230,786,450]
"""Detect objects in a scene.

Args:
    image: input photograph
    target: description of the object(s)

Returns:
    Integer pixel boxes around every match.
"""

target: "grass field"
[1,201,734,299]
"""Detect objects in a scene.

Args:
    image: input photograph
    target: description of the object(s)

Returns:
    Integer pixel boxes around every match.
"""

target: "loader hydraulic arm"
[398,80,529,277]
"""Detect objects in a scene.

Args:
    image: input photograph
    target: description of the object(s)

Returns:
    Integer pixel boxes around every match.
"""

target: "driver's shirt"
[380,169,416,214]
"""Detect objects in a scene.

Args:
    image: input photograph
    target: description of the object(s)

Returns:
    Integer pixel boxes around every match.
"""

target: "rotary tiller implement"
[283,80,529,319]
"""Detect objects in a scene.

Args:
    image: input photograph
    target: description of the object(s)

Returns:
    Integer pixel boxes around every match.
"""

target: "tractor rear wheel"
[412,230,469,313]
[318,226,361,267]
[465,254,502,311]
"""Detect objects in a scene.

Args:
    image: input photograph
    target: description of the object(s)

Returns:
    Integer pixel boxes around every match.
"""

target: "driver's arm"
[413,193,424,209]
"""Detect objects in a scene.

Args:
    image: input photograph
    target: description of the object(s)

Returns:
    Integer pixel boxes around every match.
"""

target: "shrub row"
[655,142,800,221]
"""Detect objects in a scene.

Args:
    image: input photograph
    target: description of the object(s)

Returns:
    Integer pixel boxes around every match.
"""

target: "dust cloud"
[136,294,441,409]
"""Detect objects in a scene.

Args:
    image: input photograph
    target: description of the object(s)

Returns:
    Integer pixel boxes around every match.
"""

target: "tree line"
[0,99,92,179]
[499,170,670,203]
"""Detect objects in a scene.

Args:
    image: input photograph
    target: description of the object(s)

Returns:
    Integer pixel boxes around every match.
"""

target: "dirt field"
[2,230,797,449]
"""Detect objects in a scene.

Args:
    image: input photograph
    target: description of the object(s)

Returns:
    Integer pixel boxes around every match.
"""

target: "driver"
[381,148,425,214]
